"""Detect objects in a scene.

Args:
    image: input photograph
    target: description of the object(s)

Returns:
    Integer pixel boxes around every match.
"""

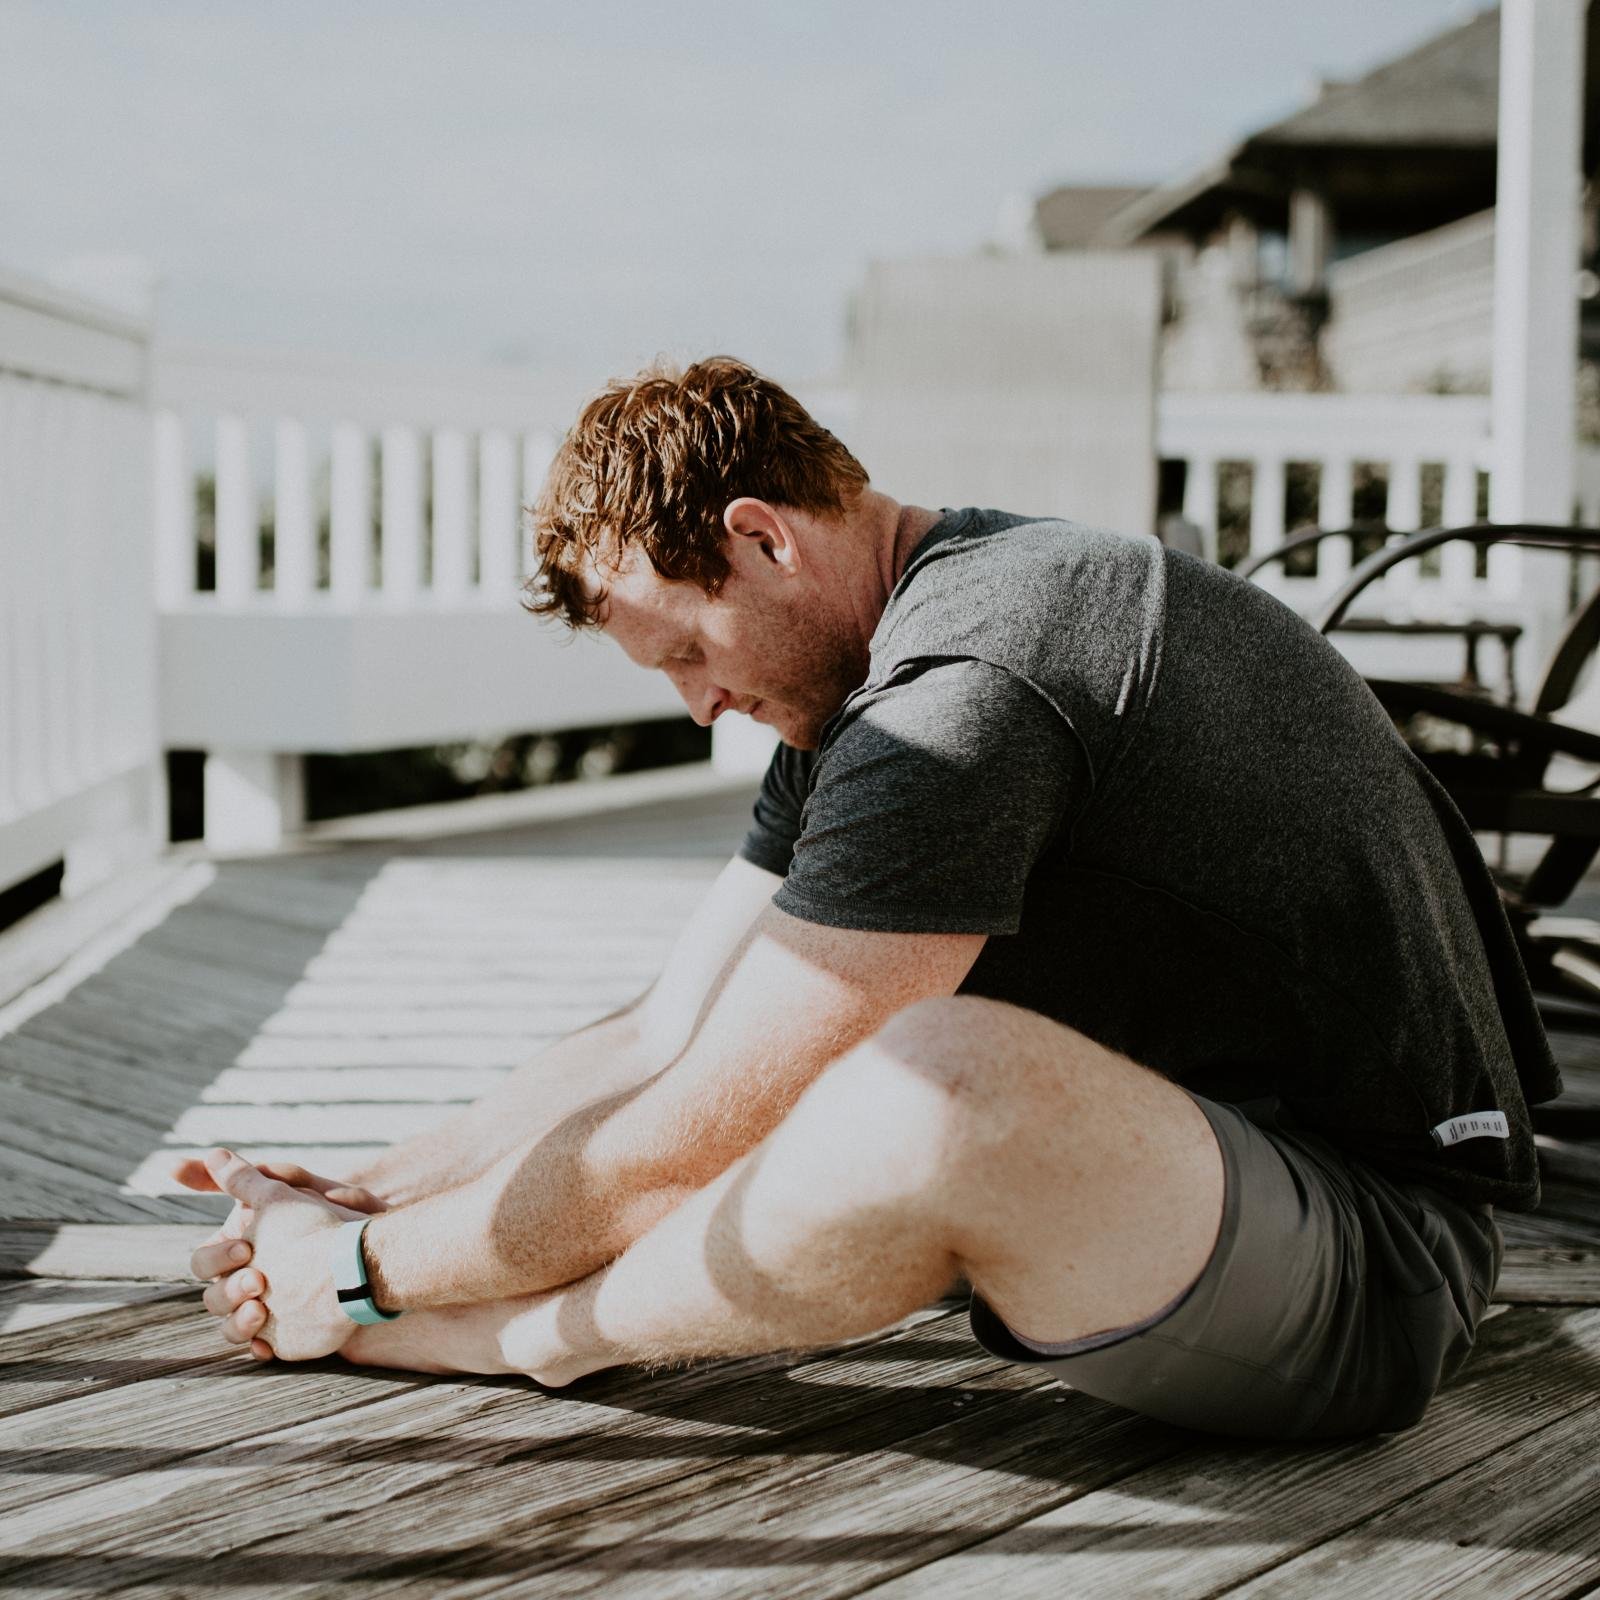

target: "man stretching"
[178,356,1559,1440]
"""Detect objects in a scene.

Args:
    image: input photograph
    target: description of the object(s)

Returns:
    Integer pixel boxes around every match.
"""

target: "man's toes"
[249,1338,275,1361]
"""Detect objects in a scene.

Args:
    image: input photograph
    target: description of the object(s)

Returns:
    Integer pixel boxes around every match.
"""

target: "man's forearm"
[349,1002,657,1205]
[353,904,980,1313]
[358,1045,803,1311]
[359,1081,686,1308]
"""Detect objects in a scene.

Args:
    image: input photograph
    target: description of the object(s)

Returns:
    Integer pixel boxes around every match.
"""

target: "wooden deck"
[2,771,1600,1598]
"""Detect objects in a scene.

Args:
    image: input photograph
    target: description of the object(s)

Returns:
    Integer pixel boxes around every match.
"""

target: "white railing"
[150,343,703,846]
[1158,388,1600,687]
[151,342,579,616]
[0,270,164,898]
[1160,390,1496,603]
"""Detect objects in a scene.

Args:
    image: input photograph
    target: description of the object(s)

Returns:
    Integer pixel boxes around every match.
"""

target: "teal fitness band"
[331,1217,401,1325]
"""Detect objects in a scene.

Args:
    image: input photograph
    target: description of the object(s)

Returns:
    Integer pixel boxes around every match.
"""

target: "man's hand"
[179,1156,386,1349]
[192,1148,372,1361]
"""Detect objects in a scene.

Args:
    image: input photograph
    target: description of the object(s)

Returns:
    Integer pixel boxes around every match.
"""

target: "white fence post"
[0,267,162,898]
[1384,456,1422,614]
[0,379,17,825]
[478,429,518,602]
[11,380,49,817]
[330,421,370,607]
[1317,456,1354,588]
[1181,455,1217,562]
[521,432,557,580]
[214,413,257,606]
[1249,456,1286,594]
[1491,0,1585,667]
[63,392,98,794]
[153,410,193,607]
[432,427,473,602]
[273,417,315,605]
[380,424,423,605]
[204,751,306,853]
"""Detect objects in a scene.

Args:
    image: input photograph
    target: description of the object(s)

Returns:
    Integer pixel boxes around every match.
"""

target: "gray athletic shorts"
[969,1091,1504,1440]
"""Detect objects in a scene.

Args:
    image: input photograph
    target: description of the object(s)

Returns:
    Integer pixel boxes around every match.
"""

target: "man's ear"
[723,498,801,575]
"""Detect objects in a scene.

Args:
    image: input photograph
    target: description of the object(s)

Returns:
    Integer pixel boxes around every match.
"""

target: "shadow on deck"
[0,768,1598,1597]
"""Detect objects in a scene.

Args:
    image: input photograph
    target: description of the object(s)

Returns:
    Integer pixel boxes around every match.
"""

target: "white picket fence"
[0,270,165,898]
[149,344,698,847]
[151,342,577,615]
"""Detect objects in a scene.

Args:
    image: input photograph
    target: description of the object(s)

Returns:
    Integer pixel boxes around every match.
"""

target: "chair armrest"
[1315,524,1600,634]
[1368,678,1600,765]
[1234,525,1385,582]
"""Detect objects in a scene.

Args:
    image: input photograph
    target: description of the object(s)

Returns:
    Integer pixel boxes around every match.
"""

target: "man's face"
[593,537,869,750]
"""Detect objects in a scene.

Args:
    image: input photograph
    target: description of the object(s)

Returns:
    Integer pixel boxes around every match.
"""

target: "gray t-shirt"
[739,507,1562,1210]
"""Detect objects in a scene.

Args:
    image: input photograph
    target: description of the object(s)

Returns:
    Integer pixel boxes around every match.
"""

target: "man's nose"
[683,679,730,726]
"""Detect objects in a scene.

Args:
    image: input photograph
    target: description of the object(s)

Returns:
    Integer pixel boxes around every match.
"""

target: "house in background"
[1017,4,1600,404]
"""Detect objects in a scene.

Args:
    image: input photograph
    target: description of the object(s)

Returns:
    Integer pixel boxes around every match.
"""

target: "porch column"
[204,750,306,852]
[1490,0,1585,673]
[1287,187,1331,297]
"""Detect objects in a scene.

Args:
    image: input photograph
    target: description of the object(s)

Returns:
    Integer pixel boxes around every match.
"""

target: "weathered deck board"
[1212,1402,1600,1598]
[0,832,724,1222]
[852,1308,1600,1600]
[0,1303,1031,1585]
[1,779,1599,1597]
[2,1304,1595,1599]
[0,1278,188,1335]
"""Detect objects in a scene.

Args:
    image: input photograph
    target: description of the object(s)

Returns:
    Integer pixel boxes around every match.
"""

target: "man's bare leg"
[339,996,1224,1383]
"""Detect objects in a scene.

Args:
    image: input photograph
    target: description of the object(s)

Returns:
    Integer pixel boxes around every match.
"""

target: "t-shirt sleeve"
[768,658,1090,936]
[737,739,819,877]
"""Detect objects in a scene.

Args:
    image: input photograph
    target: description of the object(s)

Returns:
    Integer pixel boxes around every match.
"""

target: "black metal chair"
[1241,523,1600,1027]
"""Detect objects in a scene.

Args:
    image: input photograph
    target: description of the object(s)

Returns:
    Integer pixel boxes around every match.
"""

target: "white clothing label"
[1431,1111,1510,1148]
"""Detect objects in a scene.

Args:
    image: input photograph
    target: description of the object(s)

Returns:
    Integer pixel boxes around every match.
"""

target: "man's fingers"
[201,1269,265,1316]
[220,1204,255,1242]
[181,1156,383,1216]
[170,1157,224,1194]
[203,1147,288,1209]
[222,1298,269,1345]
[191,1236,254,1282]
[255,1160,319,1189]
[257,1164,386,1213]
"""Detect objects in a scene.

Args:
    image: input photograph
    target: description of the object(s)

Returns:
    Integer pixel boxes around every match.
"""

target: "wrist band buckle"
[331,1217,401,1324]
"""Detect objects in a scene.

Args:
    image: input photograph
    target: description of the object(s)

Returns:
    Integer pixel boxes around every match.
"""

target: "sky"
[3,0,1489,388]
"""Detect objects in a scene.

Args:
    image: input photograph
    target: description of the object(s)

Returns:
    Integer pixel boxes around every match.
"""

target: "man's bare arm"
[175,857,783,1216]
[359,908,985,1309]
[348,857,787,1203]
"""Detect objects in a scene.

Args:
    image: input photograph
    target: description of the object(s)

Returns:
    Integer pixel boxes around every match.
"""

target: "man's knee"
[866,995,1104,1115]
[800,996,1107,1185]
[842,996,1204,1195]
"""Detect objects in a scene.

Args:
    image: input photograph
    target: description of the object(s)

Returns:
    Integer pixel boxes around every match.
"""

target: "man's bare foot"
[340,1302,517,1377]
[340,1291,617,1388]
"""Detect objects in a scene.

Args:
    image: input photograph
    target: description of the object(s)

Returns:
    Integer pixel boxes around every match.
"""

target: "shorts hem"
[967,1089,1237,1363]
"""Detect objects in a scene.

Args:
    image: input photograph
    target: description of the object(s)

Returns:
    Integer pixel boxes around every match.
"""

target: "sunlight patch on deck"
[118,854,715,1197]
